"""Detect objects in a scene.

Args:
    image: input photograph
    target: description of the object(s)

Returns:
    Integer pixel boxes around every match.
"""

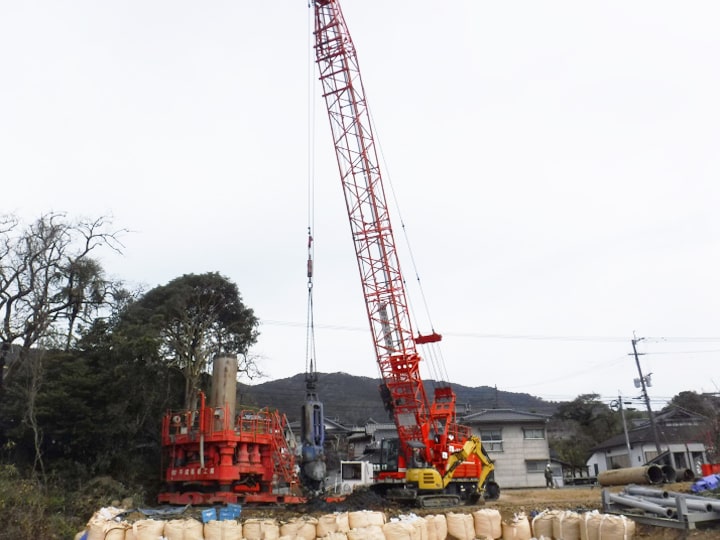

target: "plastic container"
[219,507,239,521]
[202,508,218,523]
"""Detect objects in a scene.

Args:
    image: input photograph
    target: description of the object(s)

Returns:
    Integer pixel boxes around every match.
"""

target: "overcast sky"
[2,1,719,409]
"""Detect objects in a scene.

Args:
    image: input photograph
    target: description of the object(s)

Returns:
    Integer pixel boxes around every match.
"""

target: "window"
[341,462,363,480]
[526,460,547,473]
[673,452,688,469]
[609,454,630,469]
[479,430,503,452]
[523,428,545,440]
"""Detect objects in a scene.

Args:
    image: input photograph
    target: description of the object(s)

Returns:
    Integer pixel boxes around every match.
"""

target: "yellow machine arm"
[443,435,495,493]
[403,435,499,504]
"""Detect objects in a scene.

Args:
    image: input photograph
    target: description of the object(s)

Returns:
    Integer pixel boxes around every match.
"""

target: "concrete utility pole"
[615,394,633,458]
[631,337,663,458]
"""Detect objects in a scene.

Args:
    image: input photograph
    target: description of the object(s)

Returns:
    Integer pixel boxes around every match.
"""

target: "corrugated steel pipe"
[661,465,677,483]
[624,486,713,512]
[598,464,664,486]
[677,468,696,481]
[625,485,670,498]
[608,492,676,518]
[655,495,713,512]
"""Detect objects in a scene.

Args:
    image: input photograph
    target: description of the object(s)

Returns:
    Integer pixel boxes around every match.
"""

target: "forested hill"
[237,372,558,425]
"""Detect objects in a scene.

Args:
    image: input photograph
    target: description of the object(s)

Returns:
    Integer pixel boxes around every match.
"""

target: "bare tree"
[0,212,125,391]
[0,213,126,479]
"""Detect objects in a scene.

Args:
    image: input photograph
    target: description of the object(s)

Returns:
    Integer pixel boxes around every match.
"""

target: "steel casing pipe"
[598,465,664,486]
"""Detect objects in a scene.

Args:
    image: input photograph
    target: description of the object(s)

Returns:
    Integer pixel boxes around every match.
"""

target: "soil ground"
[237,482,720,540]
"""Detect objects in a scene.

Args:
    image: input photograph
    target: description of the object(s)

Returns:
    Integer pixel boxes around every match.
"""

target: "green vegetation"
[0,213,261,538]
[0,464,147,540]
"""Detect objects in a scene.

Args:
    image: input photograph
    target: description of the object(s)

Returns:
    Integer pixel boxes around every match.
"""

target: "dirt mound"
[298,488,390,514]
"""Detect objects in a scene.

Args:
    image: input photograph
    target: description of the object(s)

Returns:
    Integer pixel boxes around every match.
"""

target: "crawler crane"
[311,0,499,506]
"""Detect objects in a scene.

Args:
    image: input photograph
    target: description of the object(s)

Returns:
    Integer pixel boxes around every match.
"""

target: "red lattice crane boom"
[312,0,498,504]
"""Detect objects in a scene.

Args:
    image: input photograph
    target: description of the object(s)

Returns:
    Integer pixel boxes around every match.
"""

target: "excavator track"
[385,488,463,508]
[417,494,462,508]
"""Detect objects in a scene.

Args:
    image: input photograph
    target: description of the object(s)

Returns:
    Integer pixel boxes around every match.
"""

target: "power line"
[503,355,628,390]
[642,349,720,355]
[259,320,720,344]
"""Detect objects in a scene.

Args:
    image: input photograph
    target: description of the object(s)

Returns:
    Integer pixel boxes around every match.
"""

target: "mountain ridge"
[237,372,558,425]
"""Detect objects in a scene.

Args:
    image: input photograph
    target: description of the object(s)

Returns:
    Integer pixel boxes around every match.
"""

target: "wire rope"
[305,6,318,379]
[369,109,451,386]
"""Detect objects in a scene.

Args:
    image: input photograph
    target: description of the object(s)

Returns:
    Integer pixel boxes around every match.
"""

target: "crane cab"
[373,438,445,502]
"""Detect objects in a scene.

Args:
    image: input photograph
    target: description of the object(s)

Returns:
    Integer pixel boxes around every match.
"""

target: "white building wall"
[587,442,708,476]
[586,452,603,477]
[589,446,651,475]
[475,424,551,489]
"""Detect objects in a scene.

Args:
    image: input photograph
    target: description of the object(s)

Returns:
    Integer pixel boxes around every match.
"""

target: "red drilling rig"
[157,355,303,505]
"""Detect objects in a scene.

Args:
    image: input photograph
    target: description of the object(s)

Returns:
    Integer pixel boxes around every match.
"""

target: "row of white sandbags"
[80,507,635,540]
[529,509,635,540]
[81,514,242,540]
[343,509,634,540]
[80,508,385,540]
[444,508,635,540]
